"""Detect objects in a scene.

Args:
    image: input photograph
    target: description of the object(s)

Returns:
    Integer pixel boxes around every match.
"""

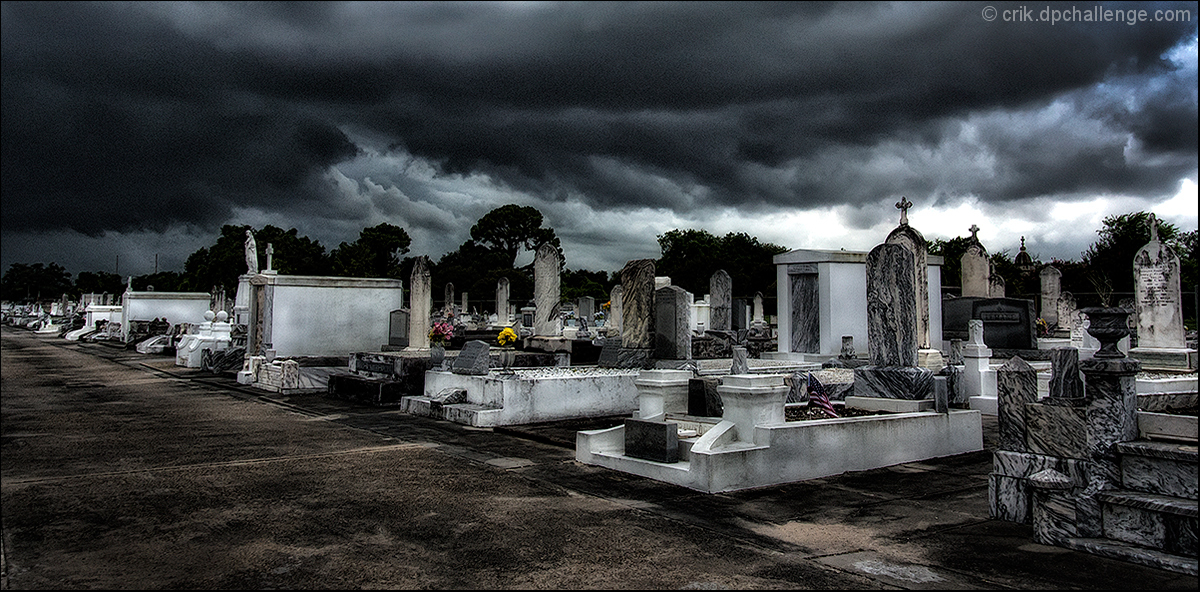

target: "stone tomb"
[121,290,211,345]
[770,248,943,360]
[989,345,1198,575]
[403,366,639,427]
[241,273,404,359]
[578,370,982,493]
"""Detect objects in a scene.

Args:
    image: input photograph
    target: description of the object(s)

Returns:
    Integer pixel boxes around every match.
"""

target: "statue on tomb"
[244,230,259,274]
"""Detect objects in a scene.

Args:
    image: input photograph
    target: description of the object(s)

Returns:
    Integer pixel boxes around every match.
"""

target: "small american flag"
[807,372,838,418]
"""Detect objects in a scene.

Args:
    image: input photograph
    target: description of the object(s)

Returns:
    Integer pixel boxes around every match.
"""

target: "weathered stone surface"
[408,256,432,349]
[620,259,656,349]
[495,277,510,323]
[654,286,692,360]
[886,224,930,348]
[790,272,819,354]
[997,356,1037,453]
[865,243,918,367]
[852,365,934,399]
[608,284,623,335]
[989,273,1006,298]
[388,309,409,348]
[730,346,749,375]
[534,243,562,337]
[1133,236,1186,349]
[961,241,990,298]
[1039,266,1062,326]
[1048,347,1083,401]
[624,418,679,463]
[709,270,731,332]
[444,282,455,314]
[451,340,491,375]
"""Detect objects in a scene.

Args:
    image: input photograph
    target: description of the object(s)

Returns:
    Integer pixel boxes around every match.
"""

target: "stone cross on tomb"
[895,196,913,226]
[265,243,274,272]
[969,224,980,240]
[1148,213,1159,242]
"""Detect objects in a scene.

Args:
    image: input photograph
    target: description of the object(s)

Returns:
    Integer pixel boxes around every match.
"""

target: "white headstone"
[1133,215,1186,349]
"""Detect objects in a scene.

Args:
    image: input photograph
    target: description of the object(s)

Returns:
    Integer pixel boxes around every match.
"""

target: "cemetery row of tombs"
[3,210,1196,575]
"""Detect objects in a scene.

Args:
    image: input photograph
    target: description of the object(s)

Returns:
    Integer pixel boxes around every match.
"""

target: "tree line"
[7,207,1188,326]
[1,203,788,314]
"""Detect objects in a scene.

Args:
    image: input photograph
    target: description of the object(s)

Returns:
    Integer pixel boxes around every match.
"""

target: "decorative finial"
[1148,213,1159,242]
[969,224,980,240]
[1020,236,1026,250]
[895,196,913,226]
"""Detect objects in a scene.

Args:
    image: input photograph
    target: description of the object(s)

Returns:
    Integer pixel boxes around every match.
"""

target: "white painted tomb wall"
[121,291,210,341]
[412,368,640,427]
[248,274,404,358]
[773,249,943,357]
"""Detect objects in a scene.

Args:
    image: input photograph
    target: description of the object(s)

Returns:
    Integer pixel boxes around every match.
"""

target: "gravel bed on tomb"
[506,367,637,378]
[785,405,893,421]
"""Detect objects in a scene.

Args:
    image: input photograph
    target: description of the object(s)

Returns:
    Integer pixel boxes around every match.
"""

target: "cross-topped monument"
[969,224,980,240]
[265,243,274,272]
[895,196,913,226]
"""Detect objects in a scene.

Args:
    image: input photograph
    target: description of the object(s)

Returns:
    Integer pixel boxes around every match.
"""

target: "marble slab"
[865,243,918,367]
[852,365,933,400]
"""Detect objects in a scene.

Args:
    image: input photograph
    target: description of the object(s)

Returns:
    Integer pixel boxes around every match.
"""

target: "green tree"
[182,225,330,294]
[1,262,72,303]
[330,222,412,278]
[433,205,565,314]
[132,271,186,292]
[434,240,518,311]
[655,229,787,299]
[73,271,125,298]
[562,269,609,302]
[468,204,561,268]
[928,236,972,294]
[1082,212,1183,299]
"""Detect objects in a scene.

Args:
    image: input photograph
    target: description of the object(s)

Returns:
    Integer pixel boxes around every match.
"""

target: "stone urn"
[430,344,446,367]
[1080,307,1130,359]
[498,347,517,375]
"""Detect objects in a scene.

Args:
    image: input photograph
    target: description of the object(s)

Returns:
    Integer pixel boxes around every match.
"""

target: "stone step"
[1117,440,1198,500]
[1064,537,1197,576]
[1098,490,1197,557]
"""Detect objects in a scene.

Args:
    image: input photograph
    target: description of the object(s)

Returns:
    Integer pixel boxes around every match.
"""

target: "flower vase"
[1080,307,1130,359]
[499,347,517,375]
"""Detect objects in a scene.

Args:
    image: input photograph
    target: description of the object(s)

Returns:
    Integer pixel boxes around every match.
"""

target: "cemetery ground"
[2,328,1195,591]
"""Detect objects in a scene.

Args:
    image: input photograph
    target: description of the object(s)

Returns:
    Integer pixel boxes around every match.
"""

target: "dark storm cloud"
[1,1,1196,264]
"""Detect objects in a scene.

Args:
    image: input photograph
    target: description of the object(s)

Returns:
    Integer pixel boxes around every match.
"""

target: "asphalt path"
[2,327,1195,589]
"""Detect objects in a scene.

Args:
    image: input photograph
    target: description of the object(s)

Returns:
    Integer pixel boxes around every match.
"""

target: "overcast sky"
[3,1,1197,279]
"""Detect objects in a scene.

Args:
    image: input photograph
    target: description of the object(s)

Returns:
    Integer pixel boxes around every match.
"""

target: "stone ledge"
[1099,491,1198,518]
[844,396,932,413]
[1116,439,1199,463]
[1065,537,1198,576]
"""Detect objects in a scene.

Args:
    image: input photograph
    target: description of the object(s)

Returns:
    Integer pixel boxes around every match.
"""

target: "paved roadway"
[2,326,1195,589]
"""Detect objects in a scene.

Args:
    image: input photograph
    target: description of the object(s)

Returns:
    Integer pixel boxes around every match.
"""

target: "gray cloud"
[1,1,1196,276]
